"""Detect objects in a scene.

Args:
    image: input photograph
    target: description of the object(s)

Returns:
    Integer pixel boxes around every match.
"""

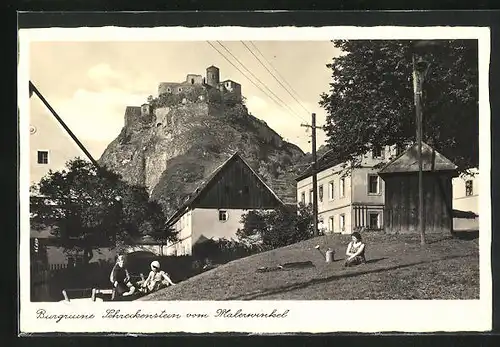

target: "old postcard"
[18,25,491,334]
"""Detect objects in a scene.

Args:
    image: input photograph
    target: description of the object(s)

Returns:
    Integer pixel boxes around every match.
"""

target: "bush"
[193,238,263,265]
[237,204,314,250]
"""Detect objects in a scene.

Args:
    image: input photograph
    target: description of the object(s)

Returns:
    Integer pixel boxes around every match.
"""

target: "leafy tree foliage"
[30,158,177,261]
[320,40,478,173]
[237,204,314,249]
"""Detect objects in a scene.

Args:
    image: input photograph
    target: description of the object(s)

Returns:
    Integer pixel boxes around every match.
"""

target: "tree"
[237,204,314,249]
[320,40,478,173]
[30,158,177,262]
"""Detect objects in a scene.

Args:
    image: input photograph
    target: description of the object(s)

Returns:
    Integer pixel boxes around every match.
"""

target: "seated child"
[345,231,366,267]
[109,254,136,298]
[141,261,176,294]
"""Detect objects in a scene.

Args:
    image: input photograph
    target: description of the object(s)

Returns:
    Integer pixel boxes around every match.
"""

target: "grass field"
[140,232,479,301]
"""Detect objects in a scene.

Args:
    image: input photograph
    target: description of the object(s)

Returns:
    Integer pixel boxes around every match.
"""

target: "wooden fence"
[30,261,114,302]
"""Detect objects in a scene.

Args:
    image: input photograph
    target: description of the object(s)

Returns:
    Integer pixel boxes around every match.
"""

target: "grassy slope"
[140,232,479,301]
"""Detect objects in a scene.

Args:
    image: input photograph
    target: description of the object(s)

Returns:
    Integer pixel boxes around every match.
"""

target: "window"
[328,181,334,200]
[301,192,306,204]
[395,144,405,156]
[167,87,171,93]
[309,189,314,204]
[328,217,334,233]
[339,214,345,232]
[219,210,228,222]
[372,146,384,159]
[37,150,49,164]
[178,87,182,92]
[318,185,324,202]
[368,174,380,194]
[191,78,195,84]
[465,180,473,196]
[339,178,345,198]
[368,212,380,229]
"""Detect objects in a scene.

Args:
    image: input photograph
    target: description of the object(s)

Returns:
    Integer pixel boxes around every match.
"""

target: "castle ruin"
[124,65,242,128]
[157,65,242,99]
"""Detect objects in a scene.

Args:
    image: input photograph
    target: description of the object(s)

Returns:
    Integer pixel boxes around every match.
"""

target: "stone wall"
[158,82,194,96]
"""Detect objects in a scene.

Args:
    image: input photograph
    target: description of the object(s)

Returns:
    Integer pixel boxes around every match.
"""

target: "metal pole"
[413,55,426,245]
[29,81,100,168]
[311,113,319,237]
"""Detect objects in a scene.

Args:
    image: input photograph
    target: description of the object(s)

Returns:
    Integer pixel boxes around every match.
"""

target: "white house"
[29,86,116,265]
[452,167,479,215]
[452,167,479,231]
[164,152,284,256]
[296,145,405,234]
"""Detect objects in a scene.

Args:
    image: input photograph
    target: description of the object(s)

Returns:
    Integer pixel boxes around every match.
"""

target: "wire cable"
[207,41,307,124]
[243,41,312,115]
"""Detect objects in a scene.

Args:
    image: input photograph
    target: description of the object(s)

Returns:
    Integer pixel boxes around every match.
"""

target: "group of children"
[109,255,176,299]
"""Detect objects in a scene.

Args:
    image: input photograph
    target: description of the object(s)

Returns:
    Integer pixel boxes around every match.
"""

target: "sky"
[29,41,341,158]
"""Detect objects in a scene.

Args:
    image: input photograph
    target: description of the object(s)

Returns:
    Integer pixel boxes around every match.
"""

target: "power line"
[29,81,99,168]
[244,41,312,115]
[215,41,307,123]
[207,41,306,123]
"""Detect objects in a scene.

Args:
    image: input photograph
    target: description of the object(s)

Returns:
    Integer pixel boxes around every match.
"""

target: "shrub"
[192,238,262,264]
[237,204,314,249]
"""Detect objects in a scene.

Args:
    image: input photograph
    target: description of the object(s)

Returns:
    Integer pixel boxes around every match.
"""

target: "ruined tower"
[206,65,220,87]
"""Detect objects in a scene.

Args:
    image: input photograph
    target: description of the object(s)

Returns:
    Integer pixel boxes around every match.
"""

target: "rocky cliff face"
[99,98,305,217]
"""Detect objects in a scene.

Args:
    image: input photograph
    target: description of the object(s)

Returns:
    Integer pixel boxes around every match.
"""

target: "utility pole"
[412,54,430,246]
[29,81,99,168]
[301,113,319,237]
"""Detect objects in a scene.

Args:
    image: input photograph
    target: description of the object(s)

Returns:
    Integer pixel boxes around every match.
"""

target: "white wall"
[165,210,193,256]
[297,162,353,214]
[452,169,479,215]
[319,205,352,235]
[29,98,88,185]
[191,208,248,242]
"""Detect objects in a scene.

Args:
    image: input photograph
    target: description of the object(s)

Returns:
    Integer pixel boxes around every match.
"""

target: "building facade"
[452,167,479,215]
[296,145,402,234]
[29,96,89,186]
[165,152,284,256]
[29,89,116,266]
[157,65,242,102]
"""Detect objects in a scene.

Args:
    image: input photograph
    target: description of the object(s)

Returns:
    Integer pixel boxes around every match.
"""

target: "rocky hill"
[98,92,306,217]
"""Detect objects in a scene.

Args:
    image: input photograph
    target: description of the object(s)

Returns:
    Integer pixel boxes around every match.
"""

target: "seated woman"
[345,231,366,267]
[109,254,136,298]
[141,261,176,294]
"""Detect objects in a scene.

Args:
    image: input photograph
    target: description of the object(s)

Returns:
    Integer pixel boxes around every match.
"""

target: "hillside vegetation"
[99,96,308,216]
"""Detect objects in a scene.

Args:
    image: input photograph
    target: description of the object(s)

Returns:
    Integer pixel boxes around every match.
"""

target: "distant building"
[296,145,404,234]
[452,167,479,231]
[157,65,242,101]
[165,152,284,256]
[452,167,479,215]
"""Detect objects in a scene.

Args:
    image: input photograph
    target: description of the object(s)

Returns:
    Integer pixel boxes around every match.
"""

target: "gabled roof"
[166,152,285,226]
[295,149,343,181]
[378,142,458,175]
